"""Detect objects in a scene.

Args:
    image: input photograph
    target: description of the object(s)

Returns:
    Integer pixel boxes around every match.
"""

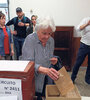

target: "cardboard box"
[46,85,81,100]
[54,67,75,96]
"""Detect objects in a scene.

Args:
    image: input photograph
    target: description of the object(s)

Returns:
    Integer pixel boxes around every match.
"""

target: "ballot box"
[0,60,35,100]
[46,85,81,100]
[46,67,81,100]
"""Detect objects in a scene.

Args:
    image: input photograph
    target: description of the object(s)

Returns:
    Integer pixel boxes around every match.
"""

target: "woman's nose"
[45,35,50,39]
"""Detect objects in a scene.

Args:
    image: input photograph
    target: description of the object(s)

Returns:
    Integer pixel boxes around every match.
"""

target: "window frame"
[0,0,9,22]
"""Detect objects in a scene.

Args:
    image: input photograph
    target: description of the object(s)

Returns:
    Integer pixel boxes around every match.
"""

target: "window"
[0,0,9,23]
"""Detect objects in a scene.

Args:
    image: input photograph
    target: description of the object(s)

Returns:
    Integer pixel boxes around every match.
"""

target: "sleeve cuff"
[35,63,41,75]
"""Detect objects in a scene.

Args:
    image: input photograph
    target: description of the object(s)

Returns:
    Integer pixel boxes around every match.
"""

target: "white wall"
[9,0,90,37]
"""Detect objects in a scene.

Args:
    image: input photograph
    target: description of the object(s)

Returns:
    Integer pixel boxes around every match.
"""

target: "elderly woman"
[21,16,59,99]
[0,12,14,60]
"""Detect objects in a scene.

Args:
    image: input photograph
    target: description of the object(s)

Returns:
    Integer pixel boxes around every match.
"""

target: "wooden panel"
[53,26,87,71]
[53,26,74,71]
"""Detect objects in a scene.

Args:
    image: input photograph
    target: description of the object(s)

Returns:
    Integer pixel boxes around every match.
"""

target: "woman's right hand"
[38,66,59,81]
[46,68,59,81]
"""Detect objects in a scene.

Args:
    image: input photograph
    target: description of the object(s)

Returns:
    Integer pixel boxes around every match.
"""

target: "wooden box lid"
[0,60,34,78]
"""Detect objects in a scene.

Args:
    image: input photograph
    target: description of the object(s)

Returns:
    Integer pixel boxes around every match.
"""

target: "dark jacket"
[6,16,31,38]
[26,22,33,36]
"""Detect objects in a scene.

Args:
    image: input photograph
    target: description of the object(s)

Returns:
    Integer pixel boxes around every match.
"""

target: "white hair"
[35,16,56,33]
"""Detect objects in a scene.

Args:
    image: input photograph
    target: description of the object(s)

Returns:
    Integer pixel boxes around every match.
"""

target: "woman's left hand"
[50,57,58,65]
[11,50,14,56]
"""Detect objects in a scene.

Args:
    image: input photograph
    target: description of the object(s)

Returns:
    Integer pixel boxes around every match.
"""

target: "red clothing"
[3,27,10,54]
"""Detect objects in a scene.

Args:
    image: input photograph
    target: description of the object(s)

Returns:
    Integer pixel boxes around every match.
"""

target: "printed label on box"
[0,78,22,100]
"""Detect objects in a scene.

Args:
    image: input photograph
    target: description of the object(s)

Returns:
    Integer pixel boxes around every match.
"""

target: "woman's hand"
[0,55,2,59]
[46,68,59,81]
[11,50,14,56]
[50,57,58,65]
[38,66,59,81]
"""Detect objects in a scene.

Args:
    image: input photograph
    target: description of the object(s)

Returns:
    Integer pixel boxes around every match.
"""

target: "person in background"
[71,17,90,84]
[26,15,37,35]
[31,15,37,32]
[21,16,59,100]
[0,12,14,60]
[6,7,31,60]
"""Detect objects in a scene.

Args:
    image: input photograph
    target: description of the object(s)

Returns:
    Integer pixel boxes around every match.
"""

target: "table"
[0,96,17,100]
[82,96,90,100]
